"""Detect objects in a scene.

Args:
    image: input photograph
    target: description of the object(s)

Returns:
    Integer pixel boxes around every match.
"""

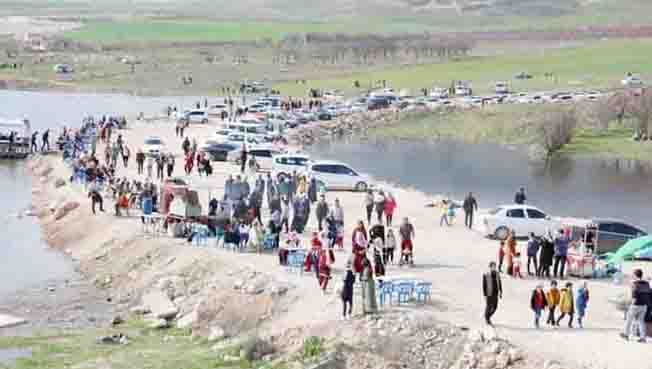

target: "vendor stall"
[562,220,598,278]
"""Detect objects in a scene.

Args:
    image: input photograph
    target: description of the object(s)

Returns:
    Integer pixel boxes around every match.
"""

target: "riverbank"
[5,117,652,369]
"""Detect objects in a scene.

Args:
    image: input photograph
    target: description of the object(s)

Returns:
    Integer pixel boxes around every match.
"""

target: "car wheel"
[277,172,288,181]
[355,182,368,192]
[202,119,208,124]
[494,226,510,241]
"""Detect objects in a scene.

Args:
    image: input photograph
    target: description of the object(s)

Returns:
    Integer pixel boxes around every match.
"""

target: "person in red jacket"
[531,284,549,329]
[384,193,397,227]
[318,249,331,293]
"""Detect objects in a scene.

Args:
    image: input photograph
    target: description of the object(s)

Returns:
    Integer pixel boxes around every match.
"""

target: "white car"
[213,128,233,143]
[226,133,260,148]
[207,104,228,116]
[142,136,165,157]
[237,146,283,170]
[309,160,370,191]
[271,153,311,180]
[483,204,559,240]
[622,76,644,87]
[183,109,209,124]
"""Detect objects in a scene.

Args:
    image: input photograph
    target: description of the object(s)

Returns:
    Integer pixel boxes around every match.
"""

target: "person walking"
[557,282,575,328]
[514,187,527,204]
[166,153,175,177]
[341,261,355,320]
[553,229,569,279]
[483,261,502,326]
[384,192,396,227]
[546,280,560,326]
[526,233,540,276]
[121,145,130,168]
[41,129,50,152]
[576,282,590,328]
[538,232,555,278]
[505,230,517,276]
[399,217,415,266]
[361,256,378,315]
[463,192,478,229]
[531,284,548,329]
[439,200,450,227]
[364,190,374,225]
[385,228,397,264]
[136,149,145,175]
[620,268,650,342]
[240,146,248,174]
[31,131,38,153]
[315,194,329,231]
[374,190,386,225]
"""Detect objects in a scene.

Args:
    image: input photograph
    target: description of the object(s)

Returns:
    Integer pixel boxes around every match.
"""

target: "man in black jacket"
[514,187,527,204]
[315,194,329,231]
[483,262,502,326]
[621,269,650,342]
[463,192,478,229]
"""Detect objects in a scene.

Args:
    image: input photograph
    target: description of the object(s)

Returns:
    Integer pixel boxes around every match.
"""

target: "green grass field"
[372,103,652,160]
[274,39,652,96]
[0,319,286,369]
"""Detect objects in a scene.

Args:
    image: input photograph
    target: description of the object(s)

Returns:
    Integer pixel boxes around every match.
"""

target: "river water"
[2,90,652,296]
[1,90,194,297]
[308,137,652,230]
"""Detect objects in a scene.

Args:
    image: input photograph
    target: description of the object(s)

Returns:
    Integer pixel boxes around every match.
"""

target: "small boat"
[0,118,31,159]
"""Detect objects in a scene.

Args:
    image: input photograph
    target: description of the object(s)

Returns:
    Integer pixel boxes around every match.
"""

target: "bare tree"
[537,109,578,155]
[628,88,652,136]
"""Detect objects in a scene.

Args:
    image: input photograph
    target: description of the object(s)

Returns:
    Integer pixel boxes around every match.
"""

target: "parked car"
[271,153,311,179]
[226,133,260,147]
[317,110,333,121]
[213,128,233,143]
[483,204,558,240]
[560,218,647,254]
[235,146,283,170]
[494,81,509,94]
[203,142,239,161]
[207,104,228,116]
[141,136,165,157]
[622,75,644,87]
[309,160,370,191]
[181,110,209,124]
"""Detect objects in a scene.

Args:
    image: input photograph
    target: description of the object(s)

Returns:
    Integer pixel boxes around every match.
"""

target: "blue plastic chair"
[192,224,209,246]
[378,281,394,306]
[415,282,432,304]
[396,282,414,305]
[263,233,278,250]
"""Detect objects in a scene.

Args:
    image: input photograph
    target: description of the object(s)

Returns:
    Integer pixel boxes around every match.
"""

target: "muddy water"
[308,137,652,230]
[1,90,193,297]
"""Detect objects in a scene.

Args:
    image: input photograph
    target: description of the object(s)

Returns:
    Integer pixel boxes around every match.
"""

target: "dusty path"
[32,118,652,369]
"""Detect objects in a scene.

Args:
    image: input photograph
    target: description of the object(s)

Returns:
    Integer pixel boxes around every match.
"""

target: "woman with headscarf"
[352,221,368,277]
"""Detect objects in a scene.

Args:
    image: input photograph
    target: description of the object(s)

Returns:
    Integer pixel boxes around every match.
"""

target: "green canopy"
[605,236,652,265]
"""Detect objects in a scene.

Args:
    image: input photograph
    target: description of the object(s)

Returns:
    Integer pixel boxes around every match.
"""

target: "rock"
[478,353,497,369]
[176,310,198,329]
[507,348,523,363]
[245,280,265,295]
[469,330,484,344]
[544,360,563,369]
[148,318,170,329]
[111,316,125,326]
[269,284,288,296]
[54,178,66,188]
[130,306,150,315]
[54,201,79,220]
[208,325,226,342]
[142,290,179,320]
[233,279,245,290]
[495,351,510,369]
[97,334,128,344]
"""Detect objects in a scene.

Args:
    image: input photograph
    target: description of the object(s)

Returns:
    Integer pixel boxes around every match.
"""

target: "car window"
[252,150,272,158]
[526,209,546,219]
[506,209,525,218]
[312,164,328,173]
[145,139,162,145]
[334,165,355,175]
[598,223,617,233]
[613,223,642,236]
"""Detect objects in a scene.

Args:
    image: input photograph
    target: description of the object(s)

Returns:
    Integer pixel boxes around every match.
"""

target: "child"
[341,261,355,320]
[385,229,397,265]
[512,252,523,278]
[557,282,575,328]
[238,222,250,252]
[576,282,590,328]
[530,284,548,328]
[498,240,505,273]
[318,249,331,294]
[546,280,560,326]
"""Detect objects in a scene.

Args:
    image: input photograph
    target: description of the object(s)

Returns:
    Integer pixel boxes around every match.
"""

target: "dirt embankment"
[22,152,563,369]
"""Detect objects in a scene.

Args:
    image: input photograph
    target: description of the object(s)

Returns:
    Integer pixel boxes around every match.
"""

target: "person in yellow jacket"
[557,282,575,328]
[546,280,561,326]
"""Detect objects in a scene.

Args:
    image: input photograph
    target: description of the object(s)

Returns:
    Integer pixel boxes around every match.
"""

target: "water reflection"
[309,137,652,230]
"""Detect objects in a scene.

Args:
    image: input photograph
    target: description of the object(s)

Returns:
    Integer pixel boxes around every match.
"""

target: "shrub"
[302,336,324,360]
[537,109,577,156]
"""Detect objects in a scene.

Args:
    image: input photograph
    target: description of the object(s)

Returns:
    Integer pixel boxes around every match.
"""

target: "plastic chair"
[396,282,414,305]
[263,233,278,250]
[415,282,432,304]
[193,224,209,246]
[378,281,394,306]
